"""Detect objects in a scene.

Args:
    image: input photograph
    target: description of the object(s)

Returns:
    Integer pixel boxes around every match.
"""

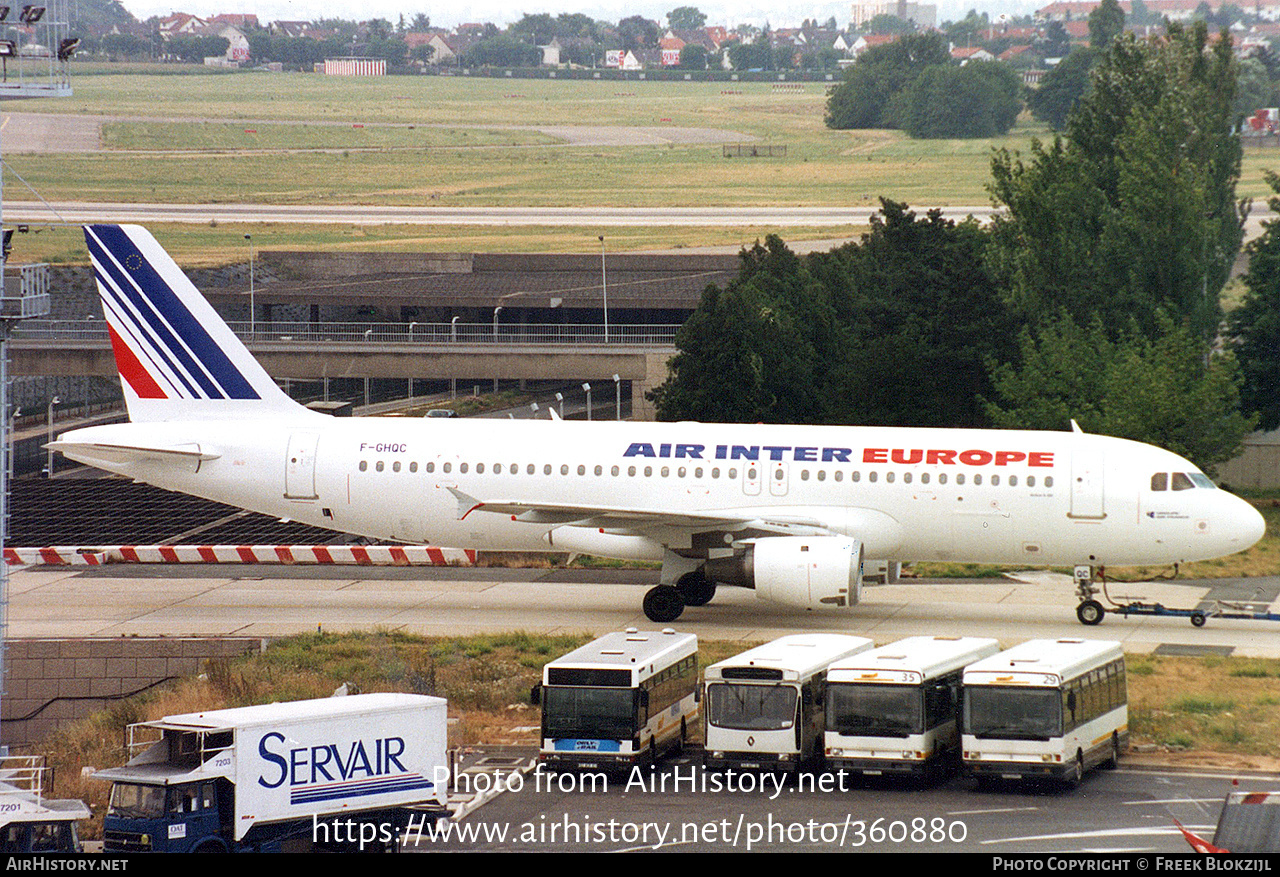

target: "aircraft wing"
[447,487,834,536]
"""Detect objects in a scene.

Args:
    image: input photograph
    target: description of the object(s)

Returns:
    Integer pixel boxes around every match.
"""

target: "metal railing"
[14,321,682,346]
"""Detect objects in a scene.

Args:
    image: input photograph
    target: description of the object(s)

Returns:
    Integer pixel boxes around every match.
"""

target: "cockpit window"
[1189,473,1215,489]
[1171,472,1195,491]
[1151,473,1167,491]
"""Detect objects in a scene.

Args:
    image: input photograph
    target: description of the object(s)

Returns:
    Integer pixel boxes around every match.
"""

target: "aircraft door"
[284,432,320,500]
[1069,447,1106,519]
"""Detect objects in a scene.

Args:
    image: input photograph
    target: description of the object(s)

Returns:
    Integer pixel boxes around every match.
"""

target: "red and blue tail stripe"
[85,224,260,401]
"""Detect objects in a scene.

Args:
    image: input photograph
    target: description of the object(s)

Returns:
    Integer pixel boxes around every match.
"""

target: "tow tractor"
[1073,565,1280,628]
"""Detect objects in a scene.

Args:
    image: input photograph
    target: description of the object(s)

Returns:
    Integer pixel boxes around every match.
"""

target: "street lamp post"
[244,234,255,340]
[45,396,58,478]
[583,382,592,421]
[450,316,459,399]
[598,235,609,344]
[492,307,503,392]
[613,373,621,421]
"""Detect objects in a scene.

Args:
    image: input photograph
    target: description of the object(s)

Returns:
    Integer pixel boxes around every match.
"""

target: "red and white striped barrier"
[4,545,476,567]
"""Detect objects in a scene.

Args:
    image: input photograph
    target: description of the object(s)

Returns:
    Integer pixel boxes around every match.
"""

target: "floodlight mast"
[0,0,70,747]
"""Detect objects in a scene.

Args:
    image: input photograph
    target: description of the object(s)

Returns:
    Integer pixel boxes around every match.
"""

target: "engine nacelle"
[704,535,864,611]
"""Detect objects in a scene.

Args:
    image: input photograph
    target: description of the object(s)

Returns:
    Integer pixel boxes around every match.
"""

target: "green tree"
[1027,47,1099,130]
[648,237,837,424]
[987,314,1254,473]
[824,32,949,129]
[1088,0,1125,48]
[818,201,1017,428]
[1227,170,1280,430]
[863,13,917,35]
[988,23,1245,340]
[897,61,1022,138]
[678,43,708,69]
[667,6,707,31]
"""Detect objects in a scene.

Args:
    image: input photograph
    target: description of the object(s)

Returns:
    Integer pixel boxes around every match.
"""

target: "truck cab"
[0,755,90,853]
[103,778,230,853]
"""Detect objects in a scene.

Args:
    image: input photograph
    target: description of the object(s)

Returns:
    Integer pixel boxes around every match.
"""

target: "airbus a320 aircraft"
[52,225,1266,624]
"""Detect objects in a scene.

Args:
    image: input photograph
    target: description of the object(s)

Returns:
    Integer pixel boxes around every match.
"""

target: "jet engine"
[702,535,863,610]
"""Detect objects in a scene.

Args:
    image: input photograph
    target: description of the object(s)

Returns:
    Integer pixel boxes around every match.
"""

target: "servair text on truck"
[703,634,873,772]
[824,636,1000,780]
[962,638,1128,787]
[94,693,448,852]
[540,629,698,772]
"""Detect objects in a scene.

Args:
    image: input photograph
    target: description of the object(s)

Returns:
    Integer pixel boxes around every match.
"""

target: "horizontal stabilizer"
[47,439,220,468]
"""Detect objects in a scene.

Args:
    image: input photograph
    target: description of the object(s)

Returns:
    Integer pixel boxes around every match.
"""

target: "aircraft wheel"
[1190,611,1206,628]
[643,585,685,623]
[1076,600,1105,626]
[677,570,716,607]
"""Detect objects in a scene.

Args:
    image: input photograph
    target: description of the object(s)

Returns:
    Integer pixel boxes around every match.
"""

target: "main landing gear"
[643,569,717,623]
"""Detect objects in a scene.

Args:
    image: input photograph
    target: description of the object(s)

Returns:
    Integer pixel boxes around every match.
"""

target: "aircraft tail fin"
[83,224,308,423]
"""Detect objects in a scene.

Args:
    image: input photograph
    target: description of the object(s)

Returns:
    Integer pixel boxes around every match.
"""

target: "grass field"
[6,68,1280,259]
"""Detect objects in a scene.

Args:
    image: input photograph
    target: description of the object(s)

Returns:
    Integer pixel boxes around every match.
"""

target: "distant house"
[951,46,996,63]
[659,35,684,66]
[851,34,899,56]
[539,38,561,66]
[156,12,205,41]
[198,22,250,63]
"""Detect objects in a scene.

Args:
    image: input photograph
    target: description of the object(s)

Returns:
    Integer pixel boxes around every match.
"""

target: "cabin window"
[426,462,434,473]
[711,467,720,478]
[817,470,826,482]
[886,472,895,483]
[359,461,367,472]
[1027,476,1035,487]
[628,466,637,477]
[409,462,418,473]
[645,466,653,477]
[443,463,452,473]
[594,465,603,476]
[476,463,485,474]
[1045,476,1054,488]
[728,468,738,478]
[527,464,535,475]
[376,461,385,472]
[852,471,861,482]
[834,471,843,482]
[678,467,686,478]
[561,465,569,476]
[991,474,999,486]
[921,472,929,484]
[459,463,468,474]
[612,466,620,476]
[544,464,552,475]
[661,467,670,477]
[903,472,912,484]
[800,470,810,481]
[695,467,703,478]
[938,473,947,485]
[956,473,965,485]
[973,474,982,486]
[1009,475,1019,487]
[577,465,586,476]
[392,461,401,473]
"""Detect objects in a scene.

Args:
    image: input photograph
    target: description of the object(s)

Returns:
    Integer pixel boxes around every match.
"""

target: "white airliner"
[52,225,1266,624]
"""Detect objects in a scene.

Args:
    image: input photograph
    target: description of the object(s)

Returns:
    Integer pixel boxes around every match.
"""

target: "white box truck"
[94,693,448,853]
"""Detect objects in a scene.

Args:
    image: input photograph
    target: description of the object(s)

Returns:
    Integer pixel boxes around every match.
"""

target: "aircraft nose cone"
[1229,496,1266,551]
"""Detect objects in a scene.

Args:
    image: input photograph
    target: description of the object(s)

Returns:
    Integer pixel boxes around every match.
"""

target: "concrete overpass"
[10,325,678,421]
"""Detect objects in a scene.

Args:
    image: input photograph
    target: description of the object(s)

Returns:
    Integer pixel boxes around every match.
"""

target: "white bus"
[703,634,874,772]
[824,636,1001,780]
[539,628,699,773]
[962,638,1128,787]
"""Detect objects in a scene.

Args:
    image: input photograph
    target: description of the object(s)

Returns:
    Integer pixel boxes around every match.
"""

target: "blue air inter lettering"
[622,443,1054,467]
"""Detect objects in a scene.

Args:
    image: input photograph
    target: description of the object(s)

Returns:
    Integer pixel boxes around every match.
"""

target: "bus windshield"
[707,683,798,731]
[827,684,922,737]
[108,783,167,820]
[965,686,1062,740]
[542,687,637,740]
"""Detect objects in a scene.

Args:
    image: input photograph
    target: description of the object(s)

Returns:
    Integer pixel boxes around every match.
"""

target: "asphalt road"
[10,565,1280,657]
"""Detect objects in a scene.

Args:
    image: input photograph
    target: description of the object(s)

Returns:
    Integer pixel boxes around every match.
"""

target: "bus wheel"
[1102,733,1120,770]
[643,585,685,623]
[1076,600,1105,626]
